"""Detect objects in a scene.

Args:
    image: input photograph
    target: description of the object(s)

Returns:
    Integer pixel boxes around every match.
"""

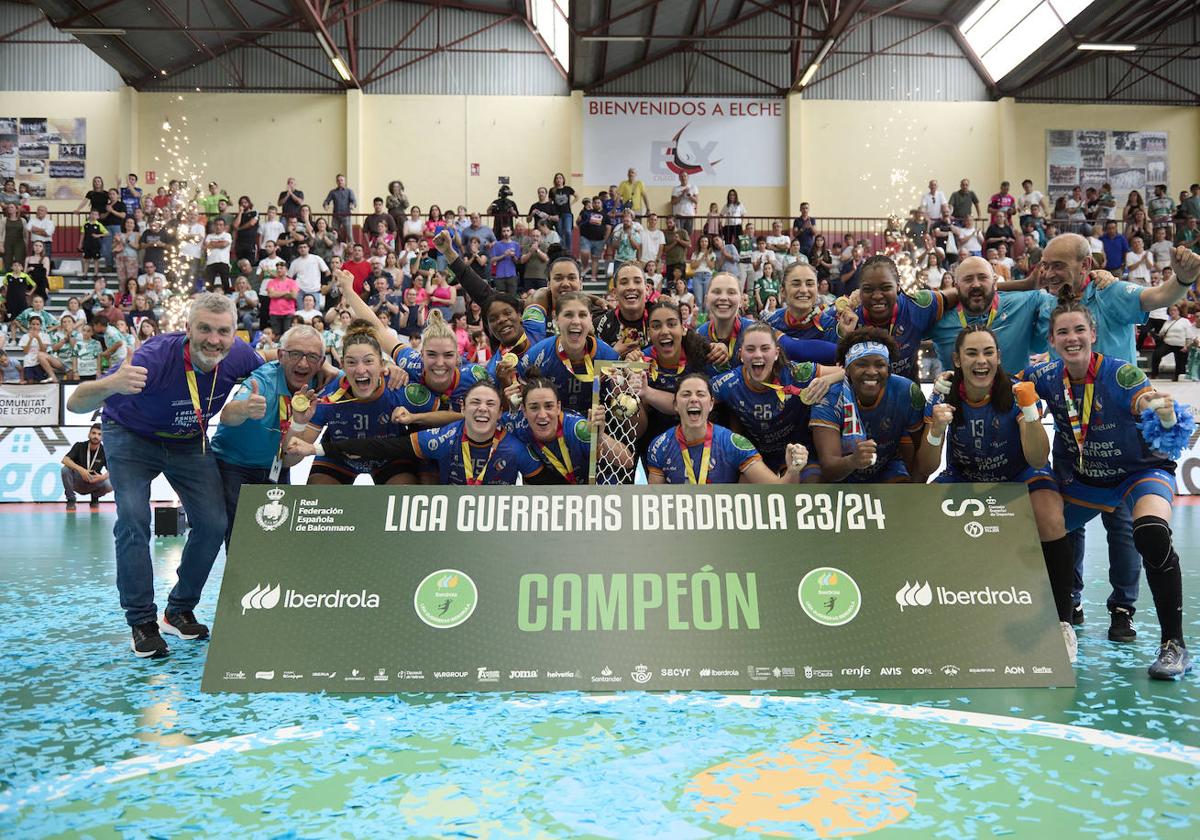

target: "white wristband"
[1021,405,1039,423]
[926,430,943,447]
[314,443,324,457]
[290,422,309,433]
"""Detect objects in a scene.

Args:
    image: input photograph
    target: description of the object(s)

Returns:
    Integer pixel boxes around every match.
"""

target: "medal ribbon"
[461,427,505,485]
[182,343,220,453]
[1063,353,1101,469]
[784,305,824,331]
[425,366,461,410]
[500,334,529,358]
[675,423,713,485]
[647,347,686,382]
[956,292,999,329]
[859,301,900,334]
[557,336,596,383]
[536,417,576,483]
[714,317,742,357]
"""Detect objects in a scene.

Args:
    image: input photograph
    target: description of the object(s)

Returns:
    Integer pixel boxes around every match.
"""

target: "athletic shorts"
[1059,468,1176,531]
[935,463,1056,493]
[842,457,909,484]
[581,237,605,257]
[309,456,421,485]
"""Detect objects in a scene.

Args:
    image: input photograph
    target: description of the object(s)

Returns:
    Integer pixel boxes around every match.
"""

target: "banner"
[0,117,87,200]
[0,384,59,426]
[583,97,786,188]
[1046,129,1168,208]
[203,484,1074,693]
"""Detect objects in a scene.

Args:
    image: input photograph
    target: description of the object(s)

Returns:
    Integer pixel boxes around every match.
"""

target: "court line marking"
[2,692,1197,816]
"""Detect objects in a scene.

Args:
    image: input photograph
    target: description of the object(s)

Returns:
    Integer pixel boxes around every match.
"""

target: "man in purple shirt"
[67,293,263,658]
[488,225,521,295]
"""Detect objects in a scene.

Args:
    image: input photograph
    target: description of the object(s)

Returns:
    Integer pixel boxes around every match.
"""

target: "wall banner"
[583,97,786,188]
[203,483,1075,694]
[0,383,59,426]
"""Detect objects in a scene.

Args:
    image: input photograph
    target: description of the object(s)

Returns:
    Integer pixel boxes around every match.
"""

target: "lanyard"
[784,305,823,331]
[424,367,460,410]
[182,343,219,453]
[675,423,713,484]
[859,301,900,334]
[461,427,505,485]
[1063,353,1101,469]
[647,347,686,382]
[536,417,576,483]
[956,293,999,329]
[712,317,742,357]
[557,337,596,382]
[759,377,804,405]
[85,444,100,473]
[500,333,529,358]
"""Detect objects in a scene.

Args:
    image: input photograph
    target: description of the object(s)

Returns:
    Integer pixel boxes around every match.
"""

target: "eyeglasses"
[281,350,323,365]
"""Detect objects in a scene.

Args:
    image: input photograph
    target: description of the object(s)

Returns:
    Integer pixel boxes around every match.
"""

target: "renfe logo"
[241,582,380,613]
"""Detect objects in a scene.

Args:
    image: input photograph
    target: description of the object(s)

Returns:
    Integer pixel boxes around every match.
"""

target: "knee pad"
[1132,515,1178,572]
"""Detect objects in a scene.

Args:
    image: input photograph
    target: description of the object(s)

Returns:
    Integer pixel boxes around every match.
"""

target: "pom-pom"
[611,393,639,419]
[1139,400,1195,459]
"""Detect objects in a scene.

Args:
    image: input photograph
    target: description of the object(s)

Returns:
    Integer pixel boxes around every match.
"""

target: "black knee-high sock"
[1041,536,1075,623]
[1132,515,1185,644]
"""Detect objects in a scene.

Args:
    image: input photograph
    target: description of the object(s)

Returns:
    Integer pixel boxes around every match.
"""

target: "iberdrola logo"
[241,583,282,614]
[798,567,861,627]
[414,569,479,629]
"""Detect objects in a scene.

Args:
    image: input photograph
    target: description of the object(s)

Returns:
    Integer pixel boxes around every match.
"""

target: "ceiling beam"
[366,13,519,86]
[290,0,360,87]
[792,0,868,91]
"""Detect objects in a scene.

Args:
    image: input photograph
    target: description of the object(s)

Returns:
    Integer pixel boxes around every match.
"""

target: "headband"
[845,341,889,366]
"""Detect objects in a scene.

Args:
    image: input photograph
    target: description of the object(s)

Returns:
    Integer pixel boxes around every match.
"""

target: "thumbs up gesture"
[109,349,148,396]
[245,379,267,420]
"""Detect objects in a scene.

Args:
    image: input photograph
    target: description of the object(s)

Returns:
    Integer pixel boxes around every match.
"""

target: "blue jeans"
[100,232,114,269]
[104,423,227,627]
[1071,504,1141,614]
[692,271,712,313]
[557,212,574,252]
[216,458,285,549]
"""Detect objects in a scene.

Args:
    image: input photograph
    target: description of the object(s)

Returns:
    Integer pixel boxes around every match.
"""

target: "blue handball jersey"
[821,290,944,379]
[924,391,1033,482]
[311,378,438,474]
[412,420,543,485]
[765,306,837,342]
[485,334,536,379]
[697,316,757,375]
[711,361,819,471]
[503,410,592,484]
[810,374,925,482]
[518,336,619,415]
[1019,354,1167,486]
[927,290,1055,373]
[646,422,762,484]
[391,356,492,412]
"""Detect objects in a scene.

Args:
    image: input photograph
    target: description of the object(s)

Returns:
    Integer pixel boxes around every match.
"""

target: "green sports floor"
[1,504,1198,838]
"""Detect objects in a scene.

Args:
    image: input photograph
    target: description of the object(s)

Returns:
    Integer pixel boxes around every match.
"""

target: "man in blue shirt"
[1099,220,1130,273]
[211,324,327,549]
[1039,233,1197,638]
[67,293,263,659]
[488,225,521,296]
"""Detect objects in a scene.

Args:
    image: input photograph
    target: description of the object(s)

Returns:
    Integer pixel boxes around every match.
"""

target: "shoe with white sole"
[131,621,169,658]
[160,610,210,641]
[1060,621,1078,664]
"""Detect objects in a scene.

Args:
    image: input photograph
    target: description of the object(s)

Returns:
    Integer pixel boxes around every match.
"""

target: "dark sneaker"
[131,621,169,658]
[89,496,101,510]
[1108,608,1136,642]
[1071,604,1084,626]
[160,610,210,640]
[1148,640,1193,680]
[65,501,76,512]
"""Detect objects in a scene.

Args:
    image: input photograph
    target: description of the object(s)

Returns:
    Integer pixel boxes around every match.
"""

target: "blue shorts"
[1059,468,1176,531]
[581,237,605,257]
[843,457,909,484]
[935,464,1056,493]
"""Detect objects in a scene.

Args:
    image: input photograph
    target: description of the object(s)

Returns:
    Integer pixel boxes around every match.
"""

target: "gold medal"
[291,393,311,413]
[502,353,519,368]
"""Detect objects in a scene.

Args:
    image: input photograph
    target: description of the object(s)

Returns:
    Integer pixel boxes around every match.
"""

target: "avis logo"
[895,581,933,610]
[941,498,985,517]
[241,583,281,614]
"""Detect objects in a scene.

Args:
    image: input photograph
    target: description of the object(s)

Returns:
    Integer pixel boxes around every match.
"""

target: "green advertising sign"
[202,484,1075,693]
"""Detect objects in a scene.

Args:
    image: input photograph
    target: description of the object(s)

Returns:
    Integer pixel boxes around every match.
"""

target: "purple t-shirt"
[489,240,521,279]
[102,332,263,440]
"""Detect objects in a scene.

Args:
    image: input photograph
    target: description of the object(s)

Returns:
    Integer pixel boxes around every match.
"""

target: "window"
[532,0,570,72]
[959,0,1096,81]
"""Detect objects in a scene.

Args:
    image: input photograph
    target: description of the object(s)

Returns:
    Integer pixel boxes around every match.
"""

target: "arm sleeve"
[321,433,418,461]
[449,254,494,303]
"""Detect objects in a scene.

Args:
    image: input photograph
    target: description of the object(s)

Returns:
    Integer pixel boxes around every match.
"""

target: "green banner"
[202,484,1075,693]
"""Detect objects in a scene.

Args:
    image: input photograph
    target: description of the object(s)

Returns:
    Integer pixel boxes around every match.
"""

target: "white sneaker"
[1060,621,1078,664]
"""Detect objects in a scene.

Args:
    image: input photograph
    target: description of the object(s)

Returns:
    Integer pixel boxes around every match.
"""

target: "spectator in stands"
[232,196,259,263]
[341,242,372,296]
[1017,179,1047,227]
[26,205,55,261]
[766,220,790,255]
[25,240,50,302]
[489,225,520,295]
[61,424,111,512]
[1,202,26,270]
[0,349,17,382]
[1177,217,1200,253]
[384,180,408,228]
[16,293,57,333]
[119,173,142,216]
[988,181,1016,219]
[1121,189,1144,224]
[1181,183,1200,219]
[264,264,299,336]
[1099,220,1130,272]
[984,212,1015,252]
[364,196,395,240]
[1125,236,1154,285]
[134,318,159,347]
[577,197,608,282]
[136,260,165,293]
[230,276,259,331]
[671,171,699,233]
[203,217,233,293]
[721,189,746,245]
[488,186,519,235]
[1149,225,1174,272]
[662,216,690,289]
[18,315,50,382]
[919,180,946,221]
[45,314,79,381]
[550,172,576,247]
[257,205,284,254]
[277,177,304,219]
[1152,305,1195,380]
[703,202,721,237]
[288,240,329,309]
[809,234,833,283]
[930,204,955,264]
[322,173,357,246]
[1126,208,1153,244]
[952,215,983,258]
[520,228,550,292]
[1149,184,1175,234]
[616,168,648,217]
[949,178,979,224]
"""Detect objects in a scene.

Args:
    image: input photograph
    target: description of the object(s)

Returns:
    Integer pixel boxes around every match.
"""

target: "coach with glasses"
[211,324,327,548]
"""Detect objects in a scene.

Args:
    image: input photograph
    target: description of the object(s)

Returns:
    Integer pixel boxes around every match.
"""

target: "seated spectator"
[229,276,259,332]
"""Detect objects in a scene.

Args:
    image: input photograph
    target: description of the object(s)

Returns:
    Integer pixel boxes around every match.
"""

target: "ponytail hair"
[341,318,381,358]
[945,325,1012,426]
[520,365,561,403]
[1049,284,1096,333]
[422,308,456,344]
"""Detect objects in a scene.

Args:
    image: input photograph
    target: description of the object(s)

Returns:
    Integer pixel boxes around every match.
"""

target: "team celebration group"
[65,221,1200,680]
